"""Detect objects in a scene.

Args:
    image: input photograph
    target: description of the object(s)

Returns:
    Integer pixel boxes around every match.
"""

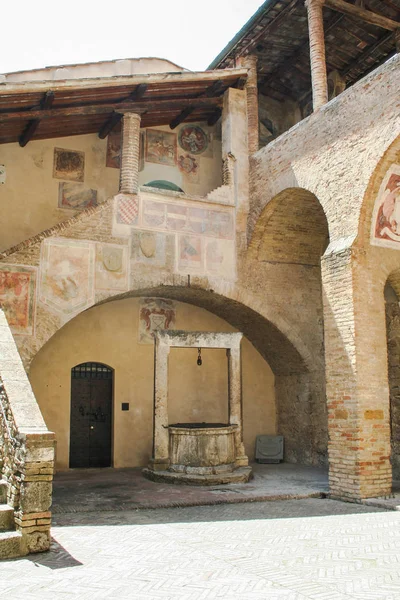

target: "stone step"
[0,504,14,532]
[0,531,25,560]
[0,482,7,505]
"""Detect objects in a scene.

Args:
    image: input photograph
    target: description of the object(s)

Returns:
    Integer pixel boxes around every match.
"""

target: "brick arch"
[357,133,400,249]
[25,281,311,377]
[248,187,329,265]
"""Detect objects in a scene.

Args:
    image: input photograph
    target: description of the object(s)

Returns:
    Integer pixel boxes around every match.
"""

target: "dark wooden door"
[70,363,113,468]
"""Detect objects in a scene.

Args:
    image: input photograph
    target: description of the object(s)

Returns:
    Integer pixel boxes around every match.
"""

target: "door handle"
[90,426,94,430]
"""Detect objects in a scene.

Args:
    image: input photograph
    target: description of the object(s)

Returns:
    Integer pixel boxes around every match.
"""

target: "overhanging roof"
[209,0,400,106]
[0,69,247,145]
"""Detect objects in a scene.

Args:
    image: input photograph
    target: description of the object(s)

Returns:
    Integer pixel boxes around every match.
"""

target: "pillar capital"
[305,0,325,7]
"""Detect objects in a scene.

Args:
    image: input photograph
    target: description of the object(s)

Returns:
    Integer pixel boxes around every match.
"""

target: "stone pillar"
[119,112,141,194]
[322,247,392,499]
[222,88,249,251]
[149,340,170,471]
[227,346,248,467]
[305,0,328,111]
[237,55,259,153]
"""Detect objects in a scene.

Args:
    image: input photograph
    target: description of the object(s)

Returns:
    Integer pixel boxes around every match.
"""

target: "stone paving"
[1,499,400,599]
[51,464,329,513]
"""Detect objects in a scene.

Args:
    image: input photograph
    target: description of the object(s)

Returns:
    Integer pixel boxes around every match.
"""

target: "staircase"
[0,481,24,559]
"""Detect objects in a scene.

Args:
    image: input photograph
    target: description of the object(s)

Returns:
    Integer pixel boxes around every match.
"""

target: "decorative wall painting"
[178,154,198,175]
[58,182,98,210]
[53,148,85,182]
[371,164,400,249]
[146,129,176,166]
[95,243,128,291]
[39,238,95,316]
[131,231,174,268]
[116,195,139,225]
[139,298,176,344]
[178,125,208,154]
[106,130,121,169]
[178,235,203,271]
[0,265,37,335]
[205,238,235,279]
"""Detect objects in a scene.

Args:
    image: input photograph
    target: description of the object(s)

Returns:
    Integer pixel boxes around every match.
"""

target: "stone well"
[142,331,253,485]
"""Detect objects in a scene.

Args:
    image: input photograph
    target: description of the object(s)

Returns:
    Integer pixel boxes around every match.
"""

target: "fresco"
[178,154,198,176]
[116,195,139,225]
[143,199,167,229]
[372,164,400,249]
[0,264,37,335]
[95,243,128,291]
[131,231,174,268]
[58,182,97,210]
[53,148,85,182]
[139,298,176,344]
[106,130,121,169]
[205,238,235,278]
[146,129,176,166]
[178,235,204,271]
[178,125,208,154]
[39,238,95,316]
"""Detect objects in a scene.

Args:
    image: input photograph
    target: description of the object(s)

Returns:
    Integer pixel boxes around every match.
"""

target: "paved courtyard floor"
[1,498,400,600]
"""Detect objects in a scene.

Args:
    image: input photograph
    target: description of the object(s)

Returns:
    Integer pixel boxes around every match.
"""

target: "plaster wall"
[0,123,222,252]
[28,297,276,470]
[258,93,301,148]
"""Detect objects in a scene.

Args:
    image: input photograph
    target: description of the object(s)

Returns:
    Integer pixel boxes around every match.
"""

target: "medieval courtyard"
[1,0,400,596]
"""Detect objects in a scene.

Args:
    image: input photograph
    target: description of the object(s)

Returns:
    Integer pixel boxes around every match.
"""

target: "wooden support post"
[305,0,328,111]
[119,112,141,194]
[19,91,54,147]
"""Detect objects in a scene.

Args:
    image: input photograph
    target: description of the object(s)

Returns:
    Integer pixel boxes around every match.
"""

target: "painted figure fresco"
[53,148,85,182]
[58,182,97,210]
[372,165,400,249]
[178,125,208,154]
[106,130,121,169]
[146,129,176,166]
[39,239,95,316]
[0,265,37,335]
[139,298,176,344]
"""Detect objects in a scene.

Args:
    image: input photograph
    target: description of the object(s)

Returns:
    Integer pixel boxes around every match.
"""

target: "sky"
[1,0,264,75]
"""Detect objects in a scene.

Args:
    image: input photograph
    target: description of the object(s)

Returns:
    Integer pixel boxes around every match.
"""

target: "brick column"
[236,55,259,153]
[119,112,141,194]
[305,0,328,111]
[322,247,392,499]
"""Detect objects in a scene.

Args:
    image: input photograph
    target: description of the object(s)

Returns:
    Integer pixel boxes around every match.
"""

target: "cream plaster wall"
[29,297,276,471]
[0,134,120,252]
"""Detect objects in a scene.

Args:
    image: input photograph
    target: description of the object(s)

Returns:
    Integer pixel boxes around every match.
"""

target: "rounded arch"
[248,187,329,265]
[357,133,400,249]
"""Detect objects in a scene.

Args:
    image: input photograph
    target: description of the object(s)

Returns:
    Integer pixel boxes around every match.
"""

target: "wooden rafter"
[98,83,148,139]
[324,0,400,31]
[18,91,54,147]
[342,30,394,76]
[0,96,223,123]
[169,79,225,130]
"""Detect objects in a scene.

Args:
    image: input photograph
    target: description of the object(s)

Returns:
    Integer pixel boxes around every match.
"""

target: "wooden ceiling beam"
[1,96,223,123]
[342,30,394,76]
[324,0,400,31]
[98,83,148,138]
[169,79,225,129]
[19,90,54,147]
[207,108,222,126]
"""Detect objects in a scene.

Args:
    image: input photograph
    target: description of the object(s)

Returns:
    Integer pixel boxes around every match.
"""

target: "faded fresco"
[39,238,95,316]
[139,298,176,344]
[116,194,139,225]
[95,243,129,291]
[106,130,121,169]
[178,125,208,154]
[178,235,204,271]
[53,148,85,182]
[131,230,174,268]
[146,129,176,166]
[372,164,400,249]
[178,154,199,182]
[0,264,37,335]
[58,182,97,210]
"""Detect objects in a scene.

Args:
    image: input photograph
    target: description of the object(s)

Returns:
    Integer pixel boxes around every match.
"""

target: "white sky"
[1,0,264,75]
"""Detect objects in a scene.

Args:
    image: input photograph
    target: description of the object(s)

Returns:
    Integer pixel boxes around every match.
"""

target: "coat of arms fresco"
[139,298,176,344]
[0,264,37,335]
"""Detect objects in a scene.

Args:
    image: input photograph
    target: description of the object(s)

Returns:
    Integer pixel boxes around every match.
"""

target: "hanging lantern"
[197,347,202,366]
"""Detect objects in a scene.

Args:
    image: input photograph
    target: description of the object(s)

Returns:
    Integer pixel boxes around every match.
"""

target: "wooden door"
[69,363,113,468]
